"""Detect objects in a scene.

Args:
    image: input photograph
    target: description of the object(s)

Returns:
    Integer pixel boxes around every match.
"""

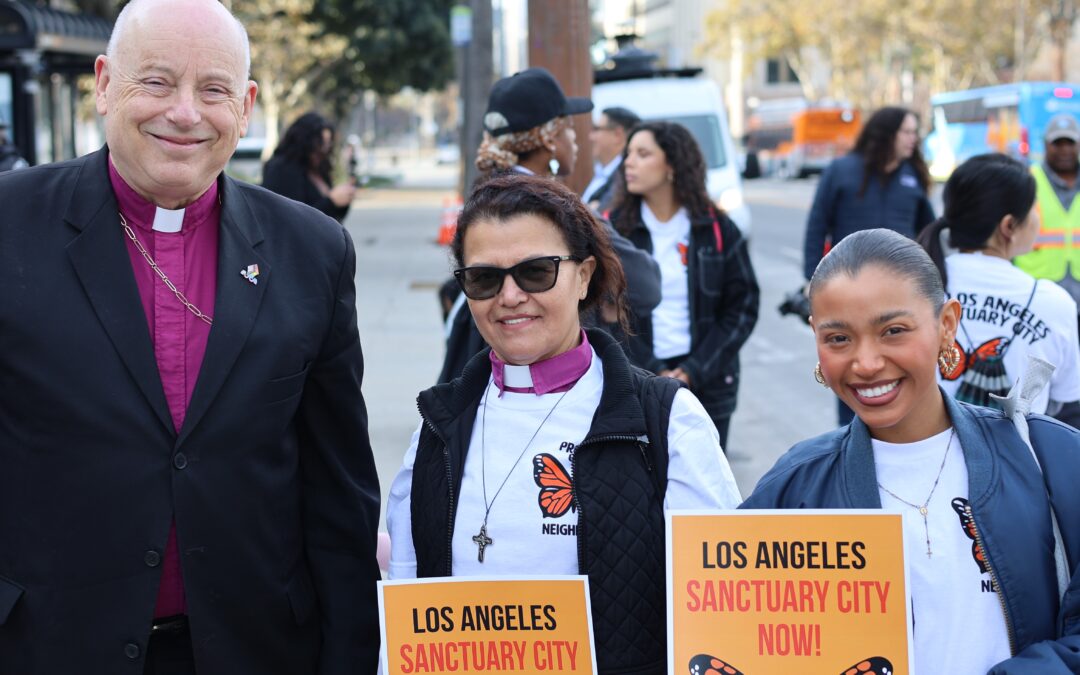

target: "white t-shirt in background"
[942,253,1080,413]
[641,202,693,359]
[873,428,1011,675]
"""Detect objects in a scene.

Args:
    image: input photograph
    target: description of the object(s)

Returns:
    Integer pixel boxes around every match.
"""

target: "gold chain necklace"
[119,213,213,326]
[877,428,954,558]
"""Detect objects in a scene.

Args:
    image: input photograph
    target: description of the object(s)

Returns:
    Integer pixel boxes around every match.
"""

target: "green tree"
[310,0,454,102]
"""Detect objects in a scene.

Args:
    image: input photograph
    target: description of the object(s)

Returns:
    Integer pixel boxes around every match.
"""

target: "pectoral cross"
[472,524,493,563]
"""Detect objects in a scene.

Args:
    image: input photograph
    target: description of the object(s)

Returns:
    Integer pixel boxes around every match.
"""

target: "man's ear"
[94,55,110,117]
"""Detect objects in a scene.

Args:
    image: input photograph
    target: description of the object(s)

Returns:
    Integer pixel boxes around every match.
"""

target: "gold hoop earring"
[814,362,828,387]
[938,342,962,374]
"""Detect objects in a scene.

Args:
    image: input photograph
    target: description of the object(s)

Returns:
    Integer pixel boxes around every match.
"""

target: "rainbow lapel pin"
[240,264,260,285]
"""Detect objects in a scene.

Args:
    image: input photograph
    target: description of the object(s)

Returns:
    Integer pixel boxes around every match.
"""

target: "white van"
[592,65,751,236]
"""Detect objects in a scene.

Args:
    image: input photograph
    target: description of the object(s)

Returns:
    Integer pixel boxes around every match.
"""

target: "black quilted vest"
[411,329,678,675]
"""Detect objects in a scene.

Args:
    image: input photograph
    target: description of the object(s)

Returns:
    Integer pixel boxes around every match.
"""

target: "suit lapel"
[177,177,268,446]
[64,149,174,434]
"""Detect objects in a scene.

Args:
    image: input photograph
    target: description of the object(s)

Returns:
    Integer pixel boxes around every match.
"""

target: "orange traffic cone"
[437,195,463,246]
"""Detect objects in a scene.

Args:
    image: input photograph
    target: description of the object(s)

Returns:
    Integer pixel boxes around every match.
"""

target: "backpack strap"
[708,207,724,253]
[636,374,682,499]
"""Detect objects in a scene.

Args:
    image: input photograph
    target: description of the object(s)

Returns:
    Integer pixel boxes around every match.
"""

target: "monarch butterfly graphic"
[687,654,893,675]
[533,453,575,519]
[952,497,991,574]
[677,241,689,267]
[938,337,1012,410]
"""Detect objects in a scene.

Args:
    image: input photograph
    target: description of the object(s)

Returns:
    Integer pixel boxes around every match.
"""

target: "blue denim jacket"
[742,394,1080,673]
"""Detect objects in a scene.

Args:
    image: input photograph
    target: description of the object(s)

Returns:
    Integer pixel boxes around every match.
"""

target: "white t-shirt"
[641,202,692,359]
[386,348,741,579]
[942,253,1080,413]
[873,428,1011,675]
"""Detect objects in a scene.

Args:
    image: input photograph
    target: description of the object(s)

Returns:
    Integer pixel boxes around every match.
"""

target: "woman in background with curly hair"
[609,121,760,450]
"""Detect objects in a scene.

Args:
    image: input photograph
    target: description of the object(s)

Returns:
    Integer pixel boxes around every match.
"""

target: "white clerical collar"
[152,206,185,233]
[502,364,534,388]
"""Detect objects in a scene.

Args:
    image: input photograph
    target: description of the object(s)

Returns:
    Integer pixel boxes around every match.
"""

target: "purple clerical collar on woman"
[490,330,592,396]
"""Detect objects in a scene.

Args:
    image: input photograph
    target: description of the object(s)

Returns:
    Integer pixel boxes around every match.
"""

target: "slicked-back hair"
[453,172,629,332]
[809,228,945,316]
[602,107,641,133]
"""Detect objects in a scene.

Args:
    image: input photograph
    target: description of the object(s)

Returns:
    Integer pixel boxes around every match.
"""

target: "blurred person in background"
[803,106,936,426]
[389,173,740,675]
[0,119,27,172]
[439,68,660,384]
[1015,113,1080,428]
[582,106,640,213]
[609,121,759,450]
[262,111,356,222]
[919,153,1080,415]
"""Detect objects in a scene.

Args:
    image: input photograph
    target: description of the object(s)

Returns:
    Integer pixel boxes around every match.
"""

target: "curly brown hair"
[452,172,630,332]
[609,121,717,236]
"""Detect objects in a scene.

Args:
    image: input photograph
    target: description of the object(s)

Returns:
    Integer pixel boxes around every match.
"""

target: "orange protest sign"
[379,576,597,675]
[668,510,913,675]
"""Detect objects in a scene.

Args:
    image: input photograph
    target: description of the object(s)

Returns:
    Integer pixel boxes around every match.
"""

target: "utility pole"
[454,1,494,195]
[528,0,593,194]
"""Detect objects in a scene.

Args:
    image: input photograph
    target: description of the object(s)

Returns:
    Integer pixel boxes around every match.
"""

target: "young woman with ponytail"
[917,153,1080,414]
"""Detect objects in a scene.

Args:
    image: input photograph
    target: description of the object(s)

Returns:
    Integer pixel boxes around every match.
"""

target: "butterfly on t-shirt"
[533,453,576,519]
[677,241,689,267]
[952,497,991,574]
[687,653,893,675]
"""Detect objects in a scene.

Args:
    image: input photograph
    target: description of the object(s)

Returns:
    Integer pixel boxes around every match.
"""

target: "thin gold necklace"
[877,428,955,558]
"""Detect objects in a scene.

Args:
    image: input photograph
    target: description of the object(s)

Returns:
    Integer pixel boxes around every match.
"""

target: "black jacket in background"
[262,155,350,222]
[615,207,760,423]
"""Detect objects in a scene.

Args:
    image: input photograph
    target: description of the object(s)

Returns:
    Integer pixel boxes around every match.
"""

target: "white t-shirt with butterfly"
[386,348,742,579]
[941,252,1080,413]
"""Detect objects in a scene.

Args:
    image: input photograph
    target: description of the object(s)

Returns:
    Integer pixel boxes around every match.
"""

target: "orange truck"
[745,102,861,178]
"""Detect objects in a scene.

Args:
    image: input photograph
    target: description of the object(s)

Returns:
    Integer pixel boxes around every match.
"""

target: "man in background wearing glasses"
[582,107,641,213]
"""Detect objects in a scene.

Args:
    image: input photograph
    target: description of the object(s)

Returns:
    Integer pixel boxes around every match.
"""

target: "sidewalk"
[345,180,455,527]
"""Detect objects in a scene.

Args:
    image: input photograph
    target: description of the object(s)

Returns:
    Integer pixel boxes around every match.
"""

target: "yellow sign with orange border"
[379,576,597,675]
[668,510,913,675]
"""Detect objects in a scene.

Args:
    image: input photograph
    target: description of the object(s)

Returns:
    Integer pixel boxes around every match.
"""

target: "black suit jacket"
[0,149,380,674]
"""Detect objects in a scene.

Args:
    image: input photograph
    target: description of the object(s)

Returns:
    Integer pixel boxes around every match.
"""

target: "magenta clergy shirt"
[109,160,220,619]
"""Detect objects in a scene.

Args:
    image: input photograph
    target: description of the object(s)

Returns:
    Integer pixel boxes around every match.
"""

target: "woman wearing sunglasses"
[387,173,741,675]
[609,121,760,450]
[742,228,1080,675]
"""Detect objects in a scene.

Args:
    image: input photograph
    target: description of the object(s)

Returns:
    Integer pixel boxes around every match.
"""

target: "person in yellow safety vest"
[1017,112,1080,429]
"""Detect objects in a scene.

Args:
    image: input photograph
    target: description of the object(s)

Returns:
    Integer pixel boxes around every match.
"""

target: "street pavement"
[345,165,838,528]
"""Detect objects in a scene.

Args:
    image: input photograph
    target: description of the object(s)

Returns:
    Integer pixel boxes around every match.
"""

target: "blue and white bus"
[924,81,1080,180]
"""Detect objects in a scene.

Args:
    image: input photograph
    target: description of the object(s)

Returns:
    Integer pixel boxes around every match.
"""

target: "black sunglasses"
[454,255,582,300]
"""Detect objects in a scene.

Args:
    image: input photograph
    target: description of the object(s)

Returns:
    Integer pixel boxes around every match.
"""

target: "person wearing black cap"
[437,67,661,384]
[0,120,28,172]
[475,66,593,177]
